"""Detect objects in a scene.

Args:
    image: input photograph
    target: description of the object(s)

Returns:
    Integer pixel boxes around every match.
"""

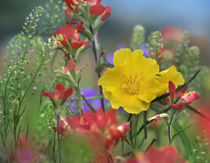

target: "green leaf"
[81,94,96,113]
[172,122,193,161]
[95,63,114,74]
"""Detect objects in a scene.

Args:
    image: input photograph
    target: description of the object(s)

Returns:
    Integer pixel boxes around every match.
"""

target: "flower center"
[121,75,139,95]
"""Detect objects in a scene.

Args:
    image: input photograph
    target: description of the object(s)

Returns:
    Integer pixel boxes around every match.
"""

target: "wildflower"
[53,33,68,48]
[128,146,187,163]
[90,4,111,21]
[168,81,200,110]
[42,83,73,102]
[57,24,89,49]
[54,109,129,149]
[52,109,129,162]
[61,58,81,74]
[90,4,105,16]
[102,5,112,22]
[98,48,184,114]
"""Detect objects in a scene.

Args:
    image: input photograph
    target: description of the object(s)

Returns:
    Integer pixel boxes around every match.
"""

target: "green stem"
[130,114,140,154]
[89,24,105,111]
[57,112,61,163]
[168,110,179,144]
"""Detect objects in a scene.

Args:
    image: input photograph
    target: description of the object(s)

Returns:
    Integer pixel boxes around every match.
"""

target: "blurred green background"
[0,0,210,65]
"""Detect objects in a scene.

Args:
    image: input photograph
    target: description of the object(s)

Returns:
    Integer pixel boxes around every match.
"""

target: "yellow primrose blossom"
[98,48,185,114]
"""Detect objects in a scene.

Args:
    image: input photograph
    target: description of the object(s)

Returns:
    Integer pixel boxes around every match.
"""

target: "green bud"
[130,25,145,50]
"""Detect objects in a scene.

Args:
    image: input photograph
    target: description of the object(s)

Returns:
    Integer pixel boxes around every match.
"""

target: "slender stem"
[143,111,147,139]
[89,24,105,111]
[168,110,179,144]
[57,113,61,163]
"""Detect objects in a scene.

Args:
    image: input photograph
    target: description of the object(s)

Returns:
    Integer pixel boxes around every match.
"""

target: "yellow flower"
[98,48,185,114]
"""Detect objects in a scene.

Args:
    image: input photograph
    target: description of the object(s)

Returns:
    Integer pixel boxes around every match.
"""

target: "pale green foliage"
[130,25,145,50]
[40,0,65,36]
[148,31,163,58]
[0,5,54,154]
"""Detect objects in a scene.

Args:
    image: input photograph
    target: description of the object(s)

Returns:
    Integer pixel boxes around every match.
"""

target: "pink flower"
[168,81,200,110]
[129,146,187,163]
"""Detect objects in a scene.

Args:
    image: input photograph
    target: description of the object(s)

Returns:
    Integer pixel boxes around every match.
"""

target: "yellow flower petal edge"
[98,48,185,114]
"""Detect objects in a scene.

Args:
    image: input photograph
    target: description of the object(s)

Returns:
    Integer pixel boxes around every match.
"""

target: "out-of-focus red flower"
[129,146,187,163]
[195,106,210,141]
[67,109,130,149]
[52,109,129,162]
[168,81,200,110]
[13,136,40,163]
[42,83,73,101]
[160,26,184,44]
[65,0,81,11]
[75,22,85,33]
[64,8,73,18]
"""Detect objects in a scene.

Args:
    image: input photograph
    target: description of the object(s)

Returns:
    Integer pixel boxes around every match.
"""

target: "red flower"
[42,83,73,101]
[102,5,112,21]
[64,8,73,18]
[71,40,89,49]
[90,4,105,16]
[195,106,210,141]
[58,24,78,41]
[61,59,81,74]
[53,33,69,48]
[168,81,200,110]
[53,109,130,149]
[65,0,80,10]
[52,109,129,162]
[129,146,187,163]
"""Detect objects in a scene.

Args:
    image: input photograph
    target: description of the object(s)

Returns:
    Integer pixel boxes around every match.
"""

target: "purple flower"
[69,88,105,113]
[141,44,150,57]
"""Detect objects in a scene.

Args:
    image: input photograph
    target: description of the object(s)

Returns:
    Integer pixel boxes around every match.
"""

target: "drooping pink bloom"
[168,81,200,110]
[42,83,73,101]
[129,146,187,163]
